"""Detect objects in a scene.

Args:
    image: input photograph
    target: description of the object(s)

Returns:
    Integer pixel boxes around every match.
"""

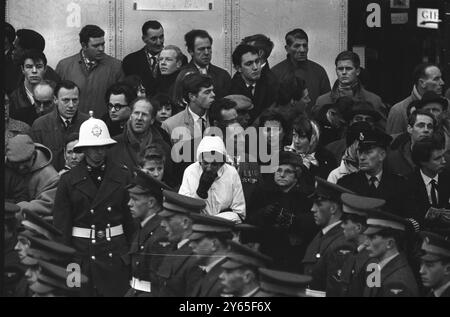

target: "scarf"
[124,120,155,165]
[342,141,360,173]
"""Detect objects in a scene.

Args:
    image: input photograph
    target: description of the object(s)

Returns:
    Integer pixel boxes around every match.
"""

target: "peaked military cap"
[310,177,354,202]
[188,214,235,240]
[341,193,385,217]
[344,101,382,122]
[23,235,76,266]
[126,169,173,196]
[159,190,206,217]
[364,209,408,235]
[258,268,312,297]
[357,128,392,150]
[420,231,450,261]
[221,240,272,270]
[20,209,62,240]
[5,202,20,221]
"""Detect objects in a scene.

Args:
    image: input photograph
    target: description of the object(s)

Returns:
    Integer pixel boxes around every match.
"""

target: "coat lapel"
[71,163,97,201]
[91,164,123,208]
[199,258,227,297]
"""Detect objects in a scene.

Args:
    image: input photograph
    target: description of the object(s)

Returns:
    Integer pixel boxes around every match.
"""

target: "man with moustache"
[153,191,205,297]
[123,21,165,95]
[31,80,89,172]
[124,170,171,297]
[53,117,135,296]
[229,44,277,124]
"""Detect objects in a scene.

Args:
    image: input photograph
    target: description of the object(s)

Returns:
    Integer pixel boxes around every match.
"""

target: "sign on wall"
[417,8,440,29]
[134,0,213,11]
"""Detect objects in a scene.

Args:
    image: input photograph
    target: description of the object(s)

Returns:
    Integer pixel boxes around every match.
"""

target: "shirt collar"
[412,85,422,100]
[81,50,98,69]
[365,170,383,182]
[322,220,342,235]
[357,243,367,253]
[24,83,35,105]
[60,115,72,126]
[420,169,439,185]
[433,280,450,297]
[188,106,207,122]
[242,286,260,297]
[177,238,190,250]
[200,256,226,274]
[194,63,209,71]
[140,213,156,228]
[378,252,399,270]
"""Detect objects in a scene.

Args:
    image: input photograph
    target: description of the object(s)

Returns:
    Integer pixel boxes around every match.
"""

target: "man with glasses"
[31,80,89,172]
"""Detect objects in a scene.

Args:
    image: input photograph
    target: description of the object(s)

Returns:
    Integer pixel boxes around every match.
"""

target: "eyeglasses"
[107,103,128,111]
[34,100,53,107]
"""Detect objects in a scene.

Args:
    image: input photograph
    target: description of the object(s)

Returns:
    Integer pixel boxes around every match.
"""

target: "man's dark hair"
[285,28,308,46]
[184,29,213,52]
[335,51,360,69]
[16,29,45,51]
[241,34,274,60]
[209,98,237,126]
[408,109,436,127]
[292,115,314,141]
[259,109,290,145]
[277,74,307,105]
[79,25,105,45]
[411,132,446,166]
[413,63,439,86]
[182,72,213,102]
[55,80,80,97]
[5,22,16,45]
[142,20,163,36]
[20,49,47,67]
[150,93,177,113]
[64,132,80,148]
[130,96,157,118]
[232,44,259,68]
[105,82,137,105]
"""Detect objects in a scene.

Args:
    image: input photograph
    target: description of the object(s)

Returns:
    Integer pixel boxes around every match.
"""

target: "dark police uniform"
[124,170,171,297]
[53,160,135,296]
[153,190,205,297]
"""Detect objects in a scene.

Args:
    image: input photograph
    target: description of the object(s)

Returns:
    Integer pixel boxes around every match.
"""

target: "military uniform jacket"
[155,243,203,297]
[337,171,417,218]
[363,253,419,297]
[302,223,347,291]
[191,257,228,297]
[53,160,135,296]
[125,215,169,297]
[3,236,26,297]
[327,246,375,297]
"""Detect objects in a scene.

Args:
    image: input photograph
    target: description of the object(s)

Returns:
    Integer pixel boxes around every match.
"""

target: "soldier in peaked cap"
[419,231,450,297]
[362,209,419,297]
[338,128,418,219]
[326,194,384,297]
[188,214,235,297]
[219,240,272,297]
[301,177,353,291]
[124,169,172,297]
[4,202,26,297]
[52,117,135,297]
[258,267,313,297]
[153,191,205,297]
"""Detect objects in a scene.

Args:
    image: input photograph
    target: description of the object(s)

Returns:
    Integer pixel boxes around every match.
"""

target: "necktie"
[151,56,158,77]
[247,84,255,96]
[200,118,206,135]
[199,67,207,75]
[369,176,378,193]
[430,179,438,207]
[65,120,71,128]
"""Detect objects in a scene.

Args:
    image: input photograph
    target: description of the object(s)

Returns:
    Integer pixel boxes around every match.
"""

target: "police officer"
[419,231,450,297]
[301,177,354,292]
[125,169,172,297]
[362,209,419,297]
[4,202,25,297]
[53,117,135,296]
[154,190,205,297]
[326,193,384,296]
[219,240,272,297]
[258,267,313,297]
[188,213,235,297]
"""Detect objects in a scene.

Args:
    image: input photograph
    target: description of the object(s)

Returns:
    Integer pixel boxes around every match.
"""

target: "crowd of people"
[3,19,450,297]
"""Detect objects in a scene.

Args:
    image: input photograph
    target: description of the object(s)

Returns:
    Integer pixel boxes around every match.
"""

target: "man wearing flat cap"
[219,240,272,297]
[53,118,135,297]
[362,209,419,297]
[6,134,59,218]
[124,169,172,297]
[301,177,354,291]
[154,190,205,296]
[325,194,384,297]
[419,231,450,297]
[188,214,235,297]
[248,151,316,272]
[338,128,417,219]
